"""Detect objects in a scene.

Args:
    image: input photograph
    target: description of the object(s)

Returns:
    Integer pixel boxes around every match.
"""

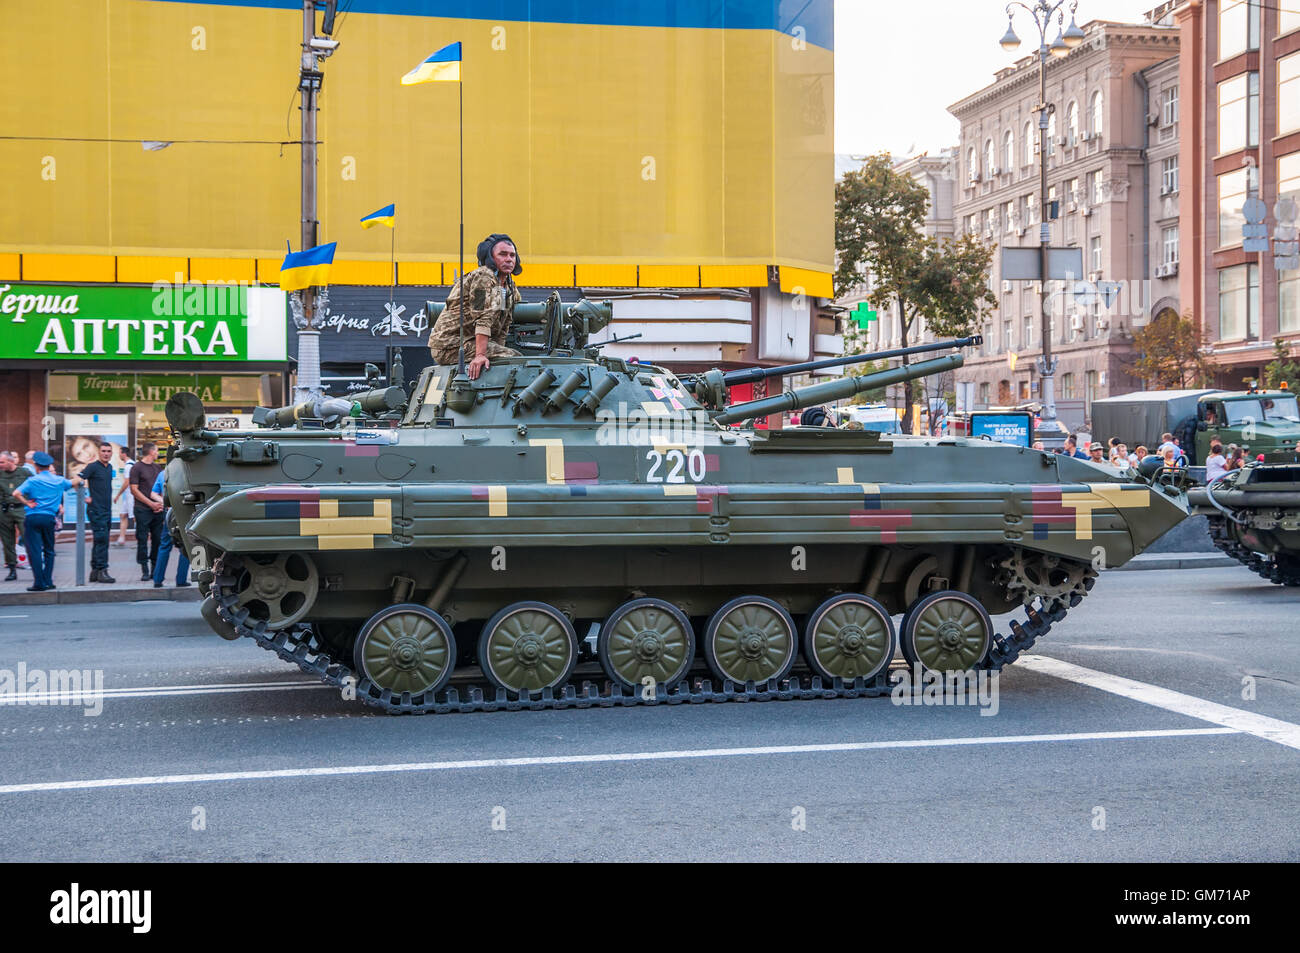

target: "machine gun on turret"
[684,336,981,414]
[425,293,615,355]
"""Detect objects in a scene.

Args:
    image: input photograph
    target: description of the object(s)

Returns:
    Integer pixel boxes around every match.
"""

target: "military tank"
[1189,450,1300,586]
[163,294,1190,714]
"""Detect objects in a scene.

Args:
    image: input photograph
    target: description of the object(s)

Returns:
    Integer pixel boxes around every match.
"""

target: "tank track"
[1206,515,1300,587]
[211,555,1085,715]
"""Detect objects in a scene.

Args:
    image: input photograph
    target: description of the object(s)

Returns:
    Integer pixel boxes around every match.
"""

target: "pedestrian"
[1205,442,1227,483]
[113,454,135,547]
[10,451,84,592]
[150,469,190,589]
[77,441,117,583]
[1062,435,1088,459]
[1134,444,1150,463]
[0,451,27,581]
[1087,442,1106,466]
[21,451,37,476]
[129,442,165,581]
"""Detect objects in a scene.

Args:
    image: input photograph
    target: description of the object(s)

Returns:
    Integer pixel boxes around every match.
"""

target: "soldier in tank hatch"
[428,233,523,380]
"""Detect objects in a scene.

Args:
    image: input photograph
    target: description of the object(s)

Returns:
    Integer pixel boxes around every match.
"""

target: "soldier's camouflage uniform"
[0,466,26,570]
[428,266,522,365]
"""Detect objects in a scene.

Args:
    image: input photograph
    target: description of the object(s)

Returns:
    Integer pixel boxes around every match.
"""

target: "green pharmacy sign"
[850,302,878,330]
[77,374,224,403]
[0,283,286,362]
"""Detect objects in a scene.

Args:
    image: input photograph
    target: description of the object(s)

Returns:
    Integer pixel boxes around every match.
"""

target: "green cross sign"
[851,302,878,329]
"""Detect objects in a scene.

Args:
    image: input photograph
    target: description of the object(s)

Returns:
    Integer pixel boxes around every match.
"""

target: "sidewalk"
[1,529,201,606]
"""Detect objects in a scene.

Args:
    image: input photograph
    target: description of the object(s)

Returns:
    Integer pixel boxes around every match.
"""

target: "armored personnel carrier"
[163,295,1190,713]
[1189,449,1300,586]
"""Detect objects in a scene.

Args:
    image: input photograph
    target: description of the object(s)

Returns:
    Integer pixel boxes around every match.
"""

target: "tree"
[836,154,996,431]
[1264,337,1300,389]
[1124,311,1215,388]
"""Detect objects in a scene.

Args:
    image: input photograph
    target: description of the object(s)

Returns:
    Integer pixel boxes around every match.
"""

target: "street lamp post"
[1000,1,1085,424]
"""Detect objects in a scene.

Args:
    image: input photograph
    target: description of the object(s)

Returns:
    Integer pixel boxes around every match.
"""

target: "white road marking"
[0,615,29,619]
[0,727,1238,794]
[1018,655,1300,752]
[0,680,328,706]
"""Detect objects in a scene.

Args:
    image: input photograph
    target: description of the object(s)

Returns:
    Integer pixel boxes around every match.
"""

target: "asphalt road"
[0,566,1296,862]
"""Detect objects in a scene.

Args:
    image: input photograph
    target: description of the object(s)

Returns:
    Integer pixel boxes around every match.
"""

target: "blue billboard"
[970,412,1032,448]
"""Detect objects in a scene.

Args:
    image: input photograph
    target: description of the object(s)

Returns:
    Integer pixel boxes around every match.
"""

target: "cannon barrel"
[712,353,965,426]
[718,336,981,387]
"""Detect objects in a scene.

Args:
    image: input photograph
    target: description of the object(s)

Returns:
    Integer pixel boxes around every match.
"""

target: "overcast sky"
[835,0,1168,158]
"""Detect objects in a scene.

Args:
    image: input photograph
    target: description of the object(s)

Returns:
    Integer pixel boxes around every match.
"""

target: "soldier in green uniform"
[0,451,26,580]
[427,233,523,379]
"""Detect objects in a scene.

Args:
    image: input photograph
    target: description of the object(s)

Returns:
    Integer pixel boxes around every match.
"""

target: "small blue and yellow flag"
[360,204,396,229]
[401,42,461,85]
[279,241,337,292]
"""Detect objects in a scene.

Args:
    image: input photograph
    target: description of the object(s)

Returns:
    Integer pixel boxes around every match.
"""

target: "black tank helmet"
[477,233,523,276]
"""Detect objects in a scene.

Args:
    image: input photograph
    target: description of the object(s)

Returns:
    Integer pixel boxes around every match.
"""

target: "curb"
[0,586,202,607]
[1110,554,1238,571]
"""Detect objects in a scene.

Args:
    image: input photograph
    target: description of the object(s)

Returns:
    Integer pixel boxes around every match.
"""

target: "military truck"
[1091,387,1300,464]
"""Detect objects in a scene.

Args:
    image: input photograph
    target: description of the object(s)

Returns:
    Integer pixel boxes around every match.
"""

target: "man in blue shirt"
[150,468,190,589]
[12,451,85,592]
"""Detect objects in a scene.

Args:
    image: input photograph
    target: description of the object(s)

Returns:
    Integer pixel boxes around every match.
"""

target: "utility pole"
[292,1,337,402]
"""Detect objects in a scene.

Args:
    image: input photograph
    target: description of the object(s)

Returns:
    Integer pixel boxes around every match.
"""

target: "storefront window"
[1219,0,1260,60]
[1218,166,1257,247]
[1218,72,1259,154]
[48,371,283,475]
[1280,54,1300,137]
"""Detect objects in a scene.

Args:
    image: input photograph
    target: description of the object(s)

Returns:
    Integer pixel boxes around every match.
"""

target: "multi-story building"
[1174,0,1300,387]
[948,15,1181,426]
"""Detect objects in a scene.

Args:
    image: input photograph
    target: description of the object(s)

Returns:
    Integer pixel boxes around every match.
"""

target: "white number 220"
[645,449,706,483]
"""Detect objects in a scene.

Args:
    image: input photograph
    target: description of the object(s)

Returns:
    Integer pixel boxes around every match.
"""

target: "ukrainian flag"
[360,204,396,229]
[401,42,461,85]
[279,241,337,292]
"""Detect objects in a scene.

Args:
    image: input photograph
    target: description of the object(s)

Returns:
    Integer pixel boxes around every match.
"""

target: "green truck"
[1091,388,1300,465]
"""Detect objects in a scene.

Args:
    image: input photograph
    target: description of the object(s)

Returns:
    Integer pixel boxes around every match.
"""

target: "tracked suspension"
[212,555,1085,715]
[1206,515,1300,587]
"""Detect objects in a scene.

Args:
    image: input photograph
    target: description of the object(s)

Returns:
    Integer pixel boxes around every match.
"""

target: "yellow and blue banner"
[360,204,396,229]
[279,242,337,292]
[401,42,461,85]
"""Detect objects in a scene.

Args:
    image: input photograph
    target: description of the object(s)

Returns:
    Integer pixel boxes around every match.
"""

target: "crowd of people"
[2,444,190,592]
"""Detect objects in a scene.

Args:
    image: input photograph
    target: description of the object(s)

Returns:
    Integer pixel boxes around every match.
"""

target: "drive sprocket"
[997,549,1095,609]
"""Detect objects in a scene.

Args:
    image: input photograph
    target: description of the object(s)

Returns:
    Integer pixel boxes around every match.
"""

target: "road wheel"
[598,598,695,692]
[353,604,456,696]
[478,601,578,694]
[703,595,797,685]
[900,590,992,672]
[803,593,895,682]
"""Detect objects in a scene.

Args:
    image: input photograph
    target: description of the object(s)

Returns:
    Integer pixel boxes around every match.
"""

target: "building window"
[1219,0,1260,59]
[1280,53,1300,136]
[1218,166,1258,247]
[1019,194,1032,228]
[1087,170,1102,206]
[1046,112,1057,156]
[968,147,979,185]
[1024,120,1035,166]
[1090,236,1102,273]
[985,138,996,176]
[1283,153,1300,333]
[1003,130,1015,171]
[1162,226,1180,265]
[1086,370,1098,407]
[1218,263,1260,340]
[1218,72,1259,154]
[1065,177,1080,208]
[1066,101,1079,145]
[1060,373,1075,399]
[979,382,990,407]
[1004,318,1014,350]
[1019,381,1031,401]
[1023,314,1034,349]
[1161,156,1179,195]
[1283,7,1300,35]
[1088,91,1104,137]
[963,214,975,236]
[1162,85,1179,127]
[1004,200,1016,233]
